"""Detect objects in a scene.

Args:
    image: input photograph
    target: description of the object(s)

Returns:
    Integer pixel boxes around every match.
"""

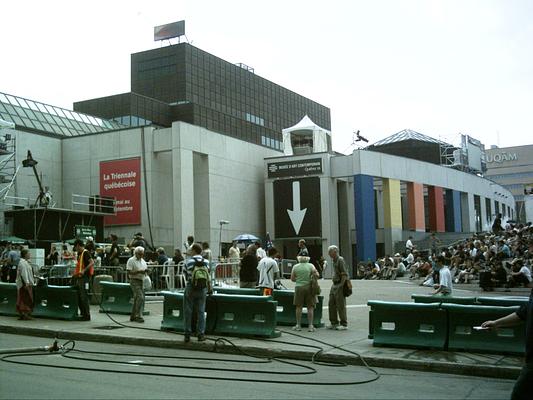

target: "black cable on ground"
[0,293,380,385]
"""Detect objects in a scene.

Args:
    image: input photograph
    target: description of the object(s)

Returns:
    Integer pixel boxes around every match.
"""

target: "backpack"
[191,259,209,290]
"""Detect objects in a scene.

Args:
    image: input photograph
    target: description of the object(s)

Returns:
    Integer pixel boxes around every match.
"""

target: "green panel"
[205,294,279,338]
[160,291,185,332]
[271,290,324,327]
[33,285,79,320]
[476,297,529,307]
[368,301,447,349]
[442,303,525,354]
[0,283,18,316]
[99,282,149,316]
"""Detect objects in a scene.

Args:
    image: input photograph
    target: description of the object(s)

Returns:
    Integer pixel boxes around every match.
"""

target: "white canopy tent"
[282,115,331,156]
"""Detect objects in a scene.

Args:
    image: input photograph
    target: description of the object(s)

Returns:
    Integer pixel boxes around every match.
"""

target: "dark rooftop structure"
[74,43,331,151]
[366,129,456,166]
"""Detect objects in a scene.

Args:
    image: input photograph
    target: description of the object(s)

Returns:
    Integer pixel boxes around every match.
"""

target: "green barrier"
[476,296,529,307]
[411,294,477,305]
[206,294,280,338]
[32,285,79,320]
[271,290,324,327]
[0,282,17,316]
[213,287,262,296]
[99,281,149,315]
[367,301,447,349]
[368,309,374,339]
[160,291,185,332]
[442,303,525,354]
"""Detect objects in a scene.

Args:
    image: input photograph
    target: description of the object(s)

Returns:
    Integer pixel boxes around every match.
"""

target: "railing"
[213,261,240,286]
[71,193,116,214]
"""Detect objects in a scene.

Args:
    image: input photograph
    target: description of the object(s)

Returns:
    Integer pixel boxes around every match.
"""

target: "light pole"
[218,220,230,260]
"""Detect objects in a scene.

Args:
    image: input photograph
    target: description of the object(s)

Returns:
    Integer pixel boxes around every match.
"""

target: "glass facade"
[0,91,122,137]
[75,43,331,151]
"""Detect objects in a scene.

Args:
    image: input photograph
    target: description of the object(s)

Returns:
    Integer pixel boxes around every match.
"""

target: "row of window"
[488,171,533,180]
[245,113,264,126]
[261,135,283,150]
[111,115,152,127]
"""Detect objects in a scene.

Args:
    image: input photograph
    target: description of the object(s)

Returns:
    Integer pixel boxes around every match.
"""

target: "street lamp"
[218,220,230,260]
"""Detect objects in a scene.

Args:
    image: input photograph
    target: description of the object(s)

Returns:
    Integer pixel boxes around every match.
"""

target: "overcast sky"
[1,0,532,152]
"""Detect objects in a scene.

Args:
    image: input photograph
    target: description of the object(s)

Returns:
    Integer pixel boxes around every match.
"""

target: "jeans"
[511,363,533,400]
[72,276,90,318]
[130,279,145,319]
[184,285,207,335]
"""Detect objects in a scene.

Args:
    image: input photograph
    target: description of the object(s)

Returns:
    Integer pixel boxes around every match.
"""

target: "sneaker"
[133,317,144,323]
[184,334,191,343]
[336,325,348,331]
[308,325,315,332]
[326,324,338,330]
[292,325,302,331]
[197,334,206,342]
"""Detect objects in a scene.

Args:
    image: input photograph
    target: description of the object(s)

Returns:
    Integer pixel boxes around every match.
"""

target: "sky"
[1,0,532,153]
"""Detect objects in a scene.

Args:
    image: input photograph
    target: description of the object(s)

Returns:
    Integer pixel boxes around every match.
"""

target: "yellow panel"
[383,178,402,229]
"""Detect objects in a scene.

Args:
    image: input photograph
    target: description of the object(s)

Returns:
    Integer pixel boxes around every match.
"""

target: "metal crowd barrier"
[213,261,240,286]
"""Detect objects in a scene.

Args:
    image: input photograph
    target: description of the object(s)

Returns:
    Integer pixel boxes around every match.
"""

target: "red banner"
[100,158,141,226]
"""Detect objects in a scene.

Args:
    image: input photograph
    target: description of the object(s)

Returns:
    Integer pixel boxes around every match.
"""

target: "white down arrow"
[287,181,307,235]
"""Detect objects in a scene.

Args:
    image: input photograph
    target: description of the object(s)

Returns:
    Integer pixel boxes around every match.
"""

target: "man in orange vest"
[72,239,93,321]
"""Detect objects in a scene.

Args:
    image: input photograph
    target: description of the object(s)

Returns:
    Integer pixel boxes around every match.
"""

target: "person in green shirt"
[291,255,319,332]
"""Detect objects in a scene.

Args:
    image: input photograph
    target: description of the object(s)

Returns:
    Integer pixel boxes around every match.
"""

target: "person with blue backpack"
[184,243,211,343]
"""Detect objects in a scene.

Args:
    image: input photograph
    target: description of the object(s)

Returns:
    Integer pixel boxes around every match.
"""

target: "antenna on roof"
[342,130,369,154]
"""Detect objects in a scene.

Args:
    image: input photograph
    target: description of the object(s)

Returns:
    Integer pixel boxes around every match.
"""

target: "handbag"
[142,275,152,291]
[343,279,353,297]
[309,270,321,296]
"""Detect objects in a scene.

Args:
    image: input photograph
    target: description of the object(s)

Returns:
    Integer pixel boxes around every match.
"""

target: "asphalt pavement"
[0,333,515,400]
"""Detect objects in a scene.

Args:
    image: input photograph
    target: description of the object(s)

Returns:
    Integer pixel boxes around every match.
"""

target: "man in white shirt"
[126,246,148,322]
[228,241,240,262]
[406,236,414,252]
[257,247,280,296]
[255,241,267,260]
[433,256,453,296]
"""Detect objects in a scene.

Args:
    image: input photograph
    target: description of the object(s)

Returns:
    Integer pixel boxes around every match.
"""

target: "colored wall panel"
[407,182,425,231]
[354,174,376,262]
[428,186,445,232]
[383,178,402,229]
[445,189,462,233]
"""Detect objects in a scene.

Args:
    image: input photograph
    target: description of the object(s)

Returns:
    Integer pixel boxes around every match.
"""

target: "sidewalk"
[0,279,526,380]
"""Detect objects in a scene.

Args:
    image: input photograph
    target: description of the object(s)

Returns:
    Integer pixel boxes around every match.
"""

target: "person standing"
[201,242,212,265]
[72,239,93,321]
[481,287,532,400]
[172,248,184,265]
[297,239,309,257]
[184,236,195,259]
[327,245,348,330]
[429,233,441,257]
[239,245,258,288]
[126,246,148,323]
[257,247,280,296]
[183,243,211,343]
[492,213,503,235]
[228,241,240,262]
[108,234,120,266]
[7,245,21,283]
[16,249,34,320]
[291,255,319,332]
[255,241,267,260]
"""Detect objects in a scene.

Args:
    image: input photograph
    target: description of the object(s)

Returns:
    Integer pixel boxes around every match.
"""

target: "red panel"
[428,186,445,232]
[407,182,425,232]
[100,157,141,226]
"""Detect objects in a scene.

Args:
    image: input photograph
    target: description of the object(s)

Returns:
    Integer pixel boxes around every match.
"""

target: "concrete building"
[485,144,533,223]
[265,121,515,275]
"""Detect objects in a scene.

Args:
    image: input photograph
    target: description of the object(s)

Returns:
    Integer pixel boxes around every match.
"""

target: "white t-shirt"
[126,256,147,277]
[406,239,414,251]
[519,266,532,282]
[405,253,414,264]
[257,257,279,289]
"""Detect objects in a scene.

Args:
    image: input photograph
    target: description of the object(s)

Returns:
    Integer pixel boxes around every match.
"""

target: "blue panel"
[354,174,376,262]
[445,189,462,233]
